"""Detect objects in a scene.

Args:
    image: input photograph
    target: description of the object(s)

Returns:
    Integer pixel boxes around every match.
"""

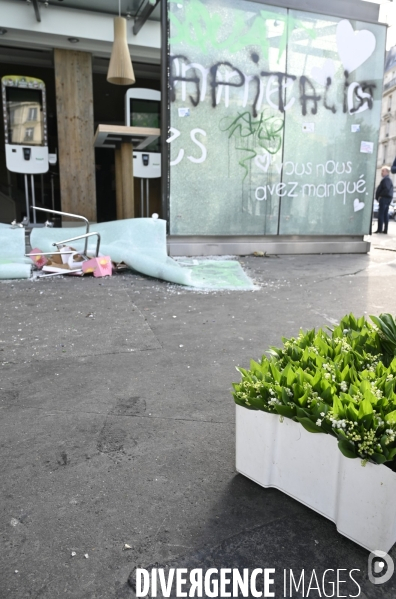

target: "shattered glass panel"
[31,219,254,289]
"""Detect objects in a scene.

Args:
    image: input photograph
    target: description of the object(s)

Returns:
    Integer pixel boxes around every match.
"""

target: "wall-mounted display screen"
[168,0,386,236]
[5,87,44,146]
[130,98,160,152]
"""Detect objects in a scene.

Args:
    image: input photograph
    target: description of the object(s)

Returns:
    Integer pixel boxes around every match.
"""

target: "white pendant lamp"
[107,1,135,85]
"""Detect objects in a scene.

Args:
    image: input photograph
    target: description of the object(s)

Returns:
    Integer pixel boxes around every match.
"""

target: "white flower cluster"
[334,336,352,352]
[370,382,383,400]
[268,397,282,407]
[268,388,282,407]
[322,363,336,382]
[363,354,379,372]
[329,417,347,430]
[357,429,377,456]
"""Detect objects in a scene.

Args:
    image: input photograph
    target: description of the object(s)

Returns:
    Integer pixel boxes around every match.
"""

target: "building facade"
[377,46,396,191]
[0,0,390,254]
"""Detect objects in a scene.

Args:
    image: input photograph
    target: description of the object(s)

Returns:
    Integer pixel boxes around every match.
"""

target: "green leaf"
[338,439,357,459]
[315,337,328,356]
[385,380,394,398]
[385,410,396,424]
[295,417,324,434]
[337,428,348,441]
[333,396,345,418]
[311,369,322,390]
[274,405,296,419]
[360,414,374,430]
[360,380,372,395]
[270,362,281,383]
[295,390,309,408]
[281,388,291,405]
[292,383,305,400]
[341,365,350,382]
[346,402,359,422]
[370,452,387,465]
[320,382,333,402]
[358,398,373,419]
[296,407,310,419]
[234,396,258,410]
[286,369,296,387]
[357,315,365,328]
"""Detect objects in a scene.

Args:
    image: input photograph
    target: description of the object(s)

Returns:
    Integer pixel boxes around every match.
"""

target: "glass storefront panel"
[279,11,386,235]
[168,0,386,236]
[169,0,287,235]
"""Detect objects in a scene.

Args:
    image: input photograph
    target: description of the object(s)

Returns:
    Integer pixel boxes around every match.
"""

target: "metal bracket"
[133,0,160,36]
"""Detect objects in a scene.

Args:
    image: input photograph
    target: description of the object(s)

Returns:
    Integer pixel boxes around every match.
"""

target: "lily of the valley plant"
[233,314,396,469]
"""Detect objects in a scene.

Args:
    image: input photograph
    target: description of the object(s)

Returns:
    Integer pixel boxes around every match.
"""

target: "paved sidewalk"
[1,221,396,599]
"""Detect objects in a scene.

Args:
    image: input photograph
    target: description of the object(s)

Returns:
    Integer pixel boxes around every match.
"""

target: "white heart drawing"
[337,20,376,73]
[311,59,335,87]
[353,198,365,212]
[254,151,271,173]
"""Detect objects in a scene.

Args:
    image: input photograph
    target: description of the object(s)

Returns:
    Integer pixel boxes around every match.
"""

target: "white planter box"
[236,405,396,553]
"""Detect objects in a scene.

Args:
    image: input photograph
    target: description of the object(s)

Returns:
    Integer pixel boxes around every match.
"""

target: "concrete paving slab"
[0,279,160,363]
[1,407,304,599]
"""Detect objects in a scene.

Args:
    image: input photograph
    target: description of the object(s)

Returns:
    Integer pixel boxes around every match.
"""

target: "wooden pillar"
[54,49,97,222]
[114,148,123,219]
[120,142,134,219]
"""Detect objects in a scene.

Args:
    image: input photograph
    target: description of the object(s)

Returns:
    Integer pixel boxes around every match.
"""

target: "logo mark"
[368,550,394,585]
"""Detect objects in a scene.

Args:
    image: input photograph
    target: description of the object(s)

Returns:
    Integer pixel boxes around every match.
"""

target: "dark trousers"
[378,197,392,232]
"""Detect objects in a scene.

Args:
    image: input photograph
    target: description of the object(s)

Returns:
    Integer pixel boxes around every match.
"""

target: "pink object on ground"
[29,248,48,269]
[82,256,112,278]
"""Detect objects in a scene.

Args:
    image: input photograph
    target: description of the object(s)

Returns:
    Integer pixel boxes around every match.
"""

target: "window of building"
[383,143,388,164]
[388,95,393,111]
[28,107,37,121]
[24,127,35,141]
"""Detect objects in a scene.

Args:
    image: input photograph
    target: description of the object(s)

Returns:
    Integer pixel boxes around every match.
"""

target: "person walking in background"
[375,166,394,234]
